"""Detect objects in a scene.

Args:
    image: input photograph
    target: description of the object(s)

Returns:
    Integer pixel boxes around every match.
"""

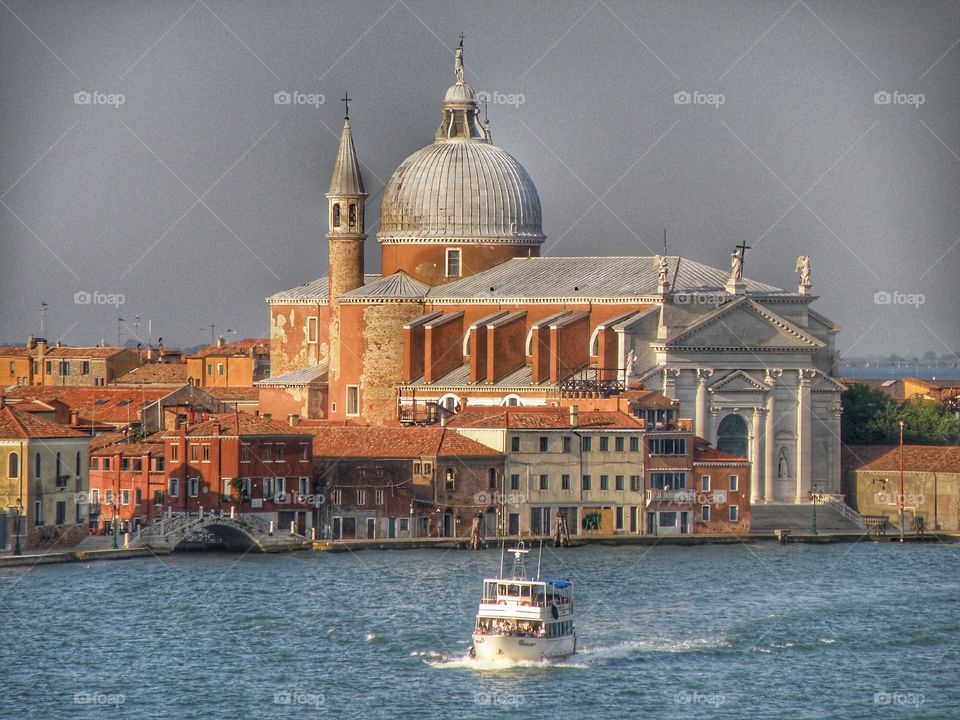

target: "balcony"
[646,488,696,506]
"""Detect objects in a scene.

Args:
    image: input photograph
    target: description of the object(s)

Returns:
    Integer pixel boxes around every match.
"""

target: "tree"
[899,400,960,445]
[841,384,898,444]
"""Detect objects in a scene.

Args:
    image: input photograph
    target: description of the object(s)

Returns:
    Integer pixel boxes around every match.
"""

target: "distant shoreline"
[839,366,960,381]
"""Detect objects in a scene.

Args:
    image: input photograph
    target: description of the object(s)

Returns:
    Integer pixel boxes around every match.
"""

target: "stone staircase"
[74,535,124,551]
[750,503,865,534]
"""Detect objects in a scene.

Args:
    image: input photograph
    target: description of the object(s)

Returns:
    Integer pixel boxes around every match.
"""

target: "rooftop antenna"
[663,228,668,256]
[39,302,48,338]
[133,315,141,341]
[117,317,124,347]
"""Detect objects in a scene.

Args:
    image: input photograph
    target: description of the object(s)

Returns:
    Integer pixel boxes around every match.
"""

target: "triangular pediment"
[709,370,767,393]
[810,370,845,393]
[665,297,824,351]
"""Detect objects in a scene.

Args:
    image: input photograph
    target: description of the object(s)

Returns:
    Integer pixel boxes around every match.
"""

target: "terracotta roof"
[307,426,502,459]
[0,346,34,357]
[114,363,188,385]
[91,441,164,458]
[845,444,960,474]
[164,413,312,438]
[5,386,171,425]
[43,346,130,358]
[203,387,260,402]
[622,390,676,408]
[0,404,88,439]
[446,407,644,430]
[90,431,127,450]
[693,438,749,463]
[190,338,268,358]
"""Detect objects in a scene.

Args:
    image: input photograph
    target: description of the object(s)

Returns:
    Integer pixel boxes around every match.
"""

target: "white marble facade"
[625,291,844,504]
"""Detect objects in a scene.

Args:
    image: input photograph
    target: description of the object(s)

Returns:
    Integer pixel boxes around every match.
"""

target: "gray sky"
[1,0,957,356]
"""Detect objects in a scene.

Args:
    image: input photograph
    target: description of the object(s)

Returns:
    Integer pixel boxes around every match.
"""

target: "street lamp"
[13,498,23,556]
[898,420,905,543]
[808,484,823,536]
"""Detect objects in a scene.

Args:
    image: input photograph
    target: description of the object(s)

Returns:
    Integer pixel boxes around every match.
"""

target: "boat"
[469,542,576,661]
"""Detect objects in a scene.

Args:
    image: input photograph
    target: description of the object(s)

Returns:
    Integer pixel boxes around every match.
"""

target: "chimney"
[0,393,5,410]
[216,336,225,348]
[26,334,35,350]
[287,414,300,427]
[55,340,62,348]
[440,412,447,427]
[569,405,579,428]
[69,409,80,427]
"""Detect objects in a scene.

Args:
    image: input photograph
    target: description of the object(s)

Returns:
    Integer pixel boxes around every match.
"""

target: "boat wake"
[426,652,589,670]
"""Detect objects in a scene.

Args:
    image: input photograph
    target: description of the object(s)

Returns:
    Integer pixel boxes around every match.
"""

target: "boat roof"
[483,577,573,588]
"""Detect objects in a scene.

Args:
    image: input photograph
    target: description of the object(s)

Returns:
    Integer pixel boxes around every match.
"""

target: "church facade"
[264,45,843,504]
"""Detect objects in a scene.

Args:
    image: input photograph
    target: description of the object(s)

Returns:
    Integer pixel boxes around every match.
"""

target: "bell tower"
[326,97,366,384]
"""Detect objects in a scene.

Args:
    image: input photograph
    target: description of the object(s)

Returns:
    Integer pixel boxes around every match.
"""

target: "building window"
[202,445,210,462]
[615,436,624,452]
[239,478,251,497]
[582,437,592,452]
[241,444,250,462]
[34,500,42,526]
[562,436,571,453]
[357,489,366,506]
[539,436,548,452]
[539,474,549,490]
[488,467,497,490]
[511,436,520,452]
[375,489,384,505]
[264,445,273,463]
[206,363,213,376]
[600,475,609,491]
[59,361,70,375]
[423,463,431,475]
[299,477,309,496]
[170,444,179,463]
[155,458,164,472]
[413,462,422,474]
[332,490,342,505]
[630,475,640,492]
[444,468,455,491]
[56,501,66,525]
[346,386,360,416]
[135,489,142,506]
[121,490,130,506]
[648,438,686,455]
[7,452,17,478]
[133,458,142,472]
[76,452,82,476]
[332,203,341,228]
[701,475,711,492]
[561,474,570,491]
[217,363,224,376]
[91,457,100,470]
[729,505,739,522]
[121,458,130,471]
[300,444,310,462]
[55,453,65,487]
[702,505,711,522]
[34,452,40,478]
[629,436,639,452]
[105,489,114,506]
[306,316,318,344]
[263,477,274,500]
[729,475,739,492]
[153,490,164,506]
[650,472,687,490]
[615,506,624,530]
[169,478,180,497]
[582,475,591,491]
[510,474,520,490]
[615,475,624,491]
[600,437,609,452]
[349,203,357,227]
[103,457,111,471]
[90,488,100,505]
[188,478,199,497]
[81,360,90,375]
[445,248,461,277]
[190,444,199,462]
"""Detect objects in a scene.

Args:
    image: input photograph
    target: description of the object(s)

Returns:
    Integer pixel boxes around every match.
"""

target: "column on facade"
[795,370,813,502]
[831,403,843,495]
[751,407,763,504]
[695,368,712,438]
[764,387,776,503]
[663,368,680,401]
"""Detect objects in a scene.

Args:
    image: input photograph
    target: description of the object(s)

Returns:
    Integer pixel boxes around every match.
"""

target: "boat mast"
[498,541,505,578]
[536,540,543,580]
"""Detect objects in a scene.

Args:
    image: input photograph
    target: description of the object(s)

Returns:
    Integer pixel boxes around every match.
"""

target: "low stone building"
[0,337,143,387]
[186,338,269,388]
[844,445,960,531]
[309,426,504,539]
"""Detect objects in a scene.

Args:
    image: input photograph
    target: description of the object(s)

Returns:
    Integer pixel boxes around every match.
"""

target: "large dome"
[378,140,545,243]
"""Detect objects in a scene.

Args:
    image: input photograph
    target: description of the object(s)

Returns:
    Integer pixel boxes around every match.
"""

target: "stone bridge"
[137,513,312,553]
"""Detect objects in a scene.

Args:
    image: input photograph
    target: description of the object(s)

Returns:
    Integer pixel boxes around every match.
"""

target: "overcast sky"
[1,0,957,357]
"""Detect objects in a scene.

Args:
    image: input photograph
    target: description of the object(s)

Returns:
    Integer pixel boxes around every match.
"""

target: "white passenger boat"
[469,542,576,661]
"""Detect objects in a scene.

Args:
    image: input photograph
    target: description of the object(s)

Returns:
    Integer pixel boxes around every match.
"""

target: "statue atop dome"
[455,35,465,83]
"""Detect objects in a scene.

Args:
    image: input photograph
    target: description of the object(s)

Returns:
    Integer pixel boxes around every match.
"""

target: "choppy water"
[2,542,959,719]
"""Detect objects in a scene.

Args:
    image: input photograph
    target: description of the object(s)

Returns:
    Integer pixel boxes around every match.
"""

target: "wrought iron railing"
[558,367,625,397]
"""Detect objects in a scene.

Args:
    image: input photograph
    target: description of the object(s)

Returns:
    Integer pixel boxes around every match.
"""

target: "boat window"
[521,585,531,598]
[508,584,520,597]
[497,583,507,596]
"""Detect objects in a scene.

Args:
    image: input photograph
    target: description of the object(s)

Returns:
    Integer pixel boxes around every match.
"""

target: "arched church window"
[8,452,18,478]
[332,204,341,228]
[349,204,357,228]
[716,414,749,459]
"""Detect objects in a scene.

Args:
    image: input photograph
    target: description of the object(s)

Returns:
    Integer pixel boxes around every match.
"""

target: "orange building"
[185,338,269,388]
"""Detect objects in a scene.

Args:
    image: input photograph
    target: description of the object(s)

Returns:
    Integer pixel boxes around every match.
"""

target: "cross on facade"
[341,93,351,119]
[736,239,751,268]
